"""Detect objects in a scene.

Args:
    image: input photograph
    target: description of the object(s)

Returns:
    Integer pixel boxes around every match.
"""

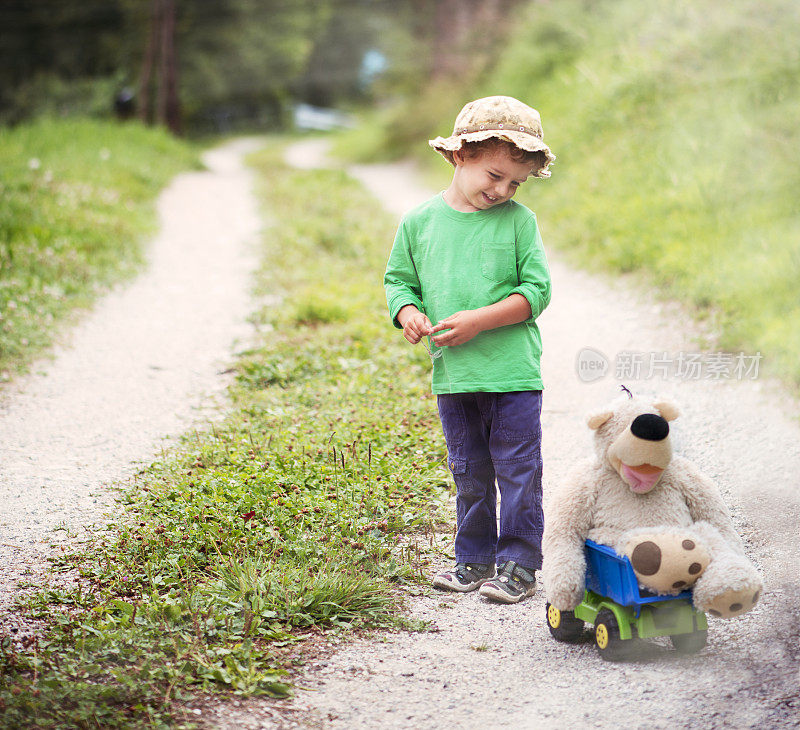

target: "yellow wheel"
[595,622,609,649]
[593,608,629,661]
[545,602,584,643]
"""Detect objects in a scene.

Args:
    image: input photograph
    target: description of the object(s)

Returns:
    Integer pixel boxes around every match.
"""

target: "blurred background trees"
[0,0,516,134]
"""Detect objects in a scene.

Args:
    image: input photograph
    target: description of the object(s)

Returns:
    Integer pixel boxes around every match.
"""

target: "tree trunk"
[137,0,160,124]
[158,0,181,134]
[140,0,181,134]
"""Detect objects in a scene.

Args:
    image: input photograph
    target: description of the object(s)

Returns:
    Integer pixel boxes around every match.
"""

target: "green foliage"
[0,118,199,376]
[296,3,381,107]
[503,0,800,386]
[175,0,326,130]
[1,75,127,122]
[0,2,134,122]
[344,0,800,387]
[0,141,449,727]
[0,2,427,132]
[332,81,468,163]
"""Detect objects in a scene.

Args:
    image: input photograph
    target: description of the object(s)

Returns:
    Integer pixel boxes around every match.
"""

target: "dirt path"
[0,138,262,614]
[235,140,799,730]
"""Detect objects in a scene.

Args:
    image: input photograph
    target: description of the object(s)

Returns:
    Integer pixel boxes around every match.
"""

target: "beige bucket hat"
[429,95,555,178]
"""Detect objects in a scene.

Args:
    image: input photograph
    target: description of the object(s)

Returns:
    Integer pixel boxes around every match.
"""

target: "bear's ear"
[653,398,680,422]
[586,409,614,430]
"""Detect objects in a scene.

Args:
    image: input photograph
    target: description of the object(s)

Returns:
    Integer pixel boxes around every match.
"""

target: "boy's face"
[449,147,534,212]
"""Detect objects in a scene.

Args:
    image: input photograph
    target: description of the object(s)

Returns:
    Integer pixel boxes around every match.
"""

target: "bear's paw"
[702,585,761,619]
[623,533,710,595]
[545,576,585,611]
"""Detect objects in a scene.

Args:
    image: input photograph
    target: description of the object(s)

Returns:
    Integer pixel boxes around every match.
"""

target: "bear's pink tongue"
[621,463,663,493]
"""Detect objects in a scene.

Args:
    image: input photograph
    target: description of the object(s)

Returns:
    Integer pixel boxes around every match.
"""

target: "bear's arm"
[670,455,745,555]
[542,461,598,610]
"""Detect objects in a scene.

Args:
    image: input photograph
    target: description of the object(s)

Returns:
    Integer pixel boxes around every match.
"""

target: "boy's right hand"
[397,305,432,345]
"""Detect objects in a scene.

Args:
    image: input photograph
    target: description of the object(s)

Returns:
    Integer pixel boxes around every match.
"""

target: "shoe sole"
[478,582,537,604]
[432,575,493,593]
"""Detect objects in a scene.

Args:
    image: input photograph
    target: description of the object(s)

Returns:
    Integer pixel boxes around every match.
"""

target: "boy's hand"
[430,295,531,347]
[430,310,482,346]
[397,305,432,345]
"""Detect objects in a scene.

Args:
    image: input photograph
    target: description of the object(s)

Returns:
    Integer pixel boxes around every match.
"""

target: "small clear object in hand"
[422,336,443,361]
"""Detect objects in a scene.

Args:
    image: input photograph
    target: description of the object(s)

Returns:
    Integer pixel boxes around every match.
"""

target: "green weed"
[290,293,349,326]
[0,117,199,377]
[0,141,450,727]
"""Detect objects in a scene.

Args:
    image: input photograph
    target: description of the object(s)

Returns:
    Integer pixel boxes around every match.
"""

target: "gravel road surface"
[0,138,262,614]
[1,135,796,730]
[218,140,799,730]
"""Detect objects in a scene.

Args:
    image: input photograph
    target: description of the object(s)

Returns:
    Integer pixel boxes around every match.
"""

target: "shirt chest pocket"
[481,241,516,284]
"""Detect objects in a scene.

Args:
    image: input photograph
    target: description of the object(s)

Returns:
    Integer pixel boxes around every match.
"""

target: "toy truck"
[545,540,708,661]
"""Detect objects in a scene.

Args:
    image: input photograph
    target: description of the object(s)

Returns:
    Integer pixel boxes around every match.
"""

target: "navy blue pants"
[437,391,544,571]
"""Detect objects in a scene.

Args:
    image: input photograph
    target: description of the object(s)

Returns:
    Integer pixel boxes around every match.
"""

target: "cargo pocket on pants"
[448,457,482,496]
[448,456,467,477]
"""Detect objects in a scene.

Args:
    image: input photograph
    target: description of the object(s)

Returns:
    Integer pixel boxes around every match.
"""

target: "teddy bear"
[542,389,762,619]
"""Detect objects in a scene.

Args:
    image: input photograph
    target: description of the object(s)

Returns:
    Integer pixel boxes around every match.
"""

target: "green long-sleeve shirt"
[384,193,551,394]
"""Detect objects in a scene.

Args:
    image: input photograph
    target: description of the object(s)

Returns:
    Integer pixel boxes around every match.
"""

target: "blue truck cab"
[546,540,708,660]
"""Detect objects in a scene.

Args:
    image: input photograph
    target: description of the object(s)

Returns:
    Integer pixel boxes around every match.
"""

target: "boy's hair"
[459,138,549,171]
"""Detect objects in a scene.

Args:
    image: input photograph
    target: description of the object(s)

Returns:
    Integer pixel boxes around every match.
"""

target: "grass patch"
[0,141,450,728]
[0,117,199,377]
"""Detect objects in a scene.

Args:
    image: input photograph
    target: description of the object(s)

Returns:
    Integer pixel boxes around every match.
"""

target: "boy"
[384,96,555,604]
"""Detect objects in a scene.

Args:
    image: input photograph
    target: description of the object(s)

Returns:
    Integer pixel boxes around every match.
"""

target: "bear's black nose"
[630,413,669,441]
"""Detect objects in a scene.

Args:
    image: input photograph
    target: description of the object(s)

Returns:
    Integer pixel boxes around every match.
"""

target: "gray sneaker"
[479,561,537,604]
[432,562,495,592]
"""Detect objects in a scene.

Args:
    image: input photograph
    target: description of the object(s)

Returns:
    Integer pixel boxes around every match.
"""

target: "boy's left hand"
[430,310,483,346]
